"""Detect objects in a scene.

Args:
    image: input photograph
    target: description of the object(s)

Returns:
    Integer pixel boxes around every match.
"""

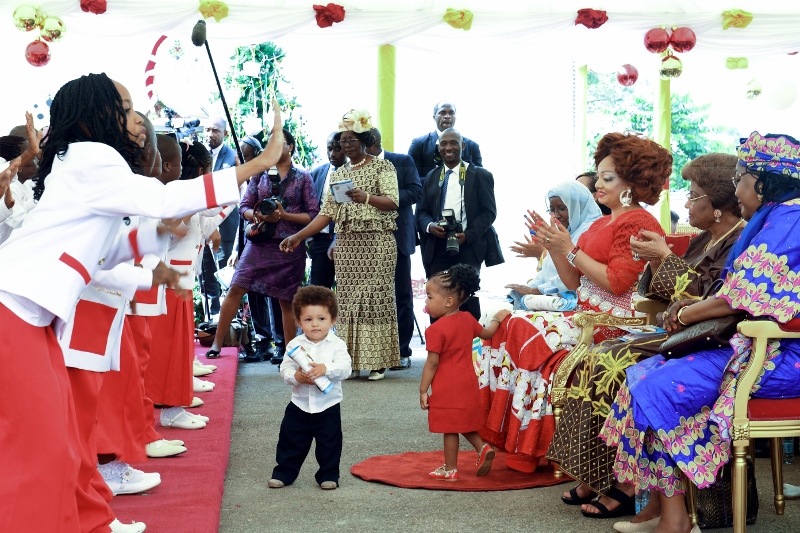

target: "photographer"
[205,129,319,359]
[416,128,498,321]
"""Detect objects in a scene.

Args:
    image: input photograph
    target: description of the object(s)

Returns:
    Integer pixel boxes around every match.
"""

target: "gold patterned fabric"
[546,225,744,495]
[333,231,400,370]
[319,158,399,233]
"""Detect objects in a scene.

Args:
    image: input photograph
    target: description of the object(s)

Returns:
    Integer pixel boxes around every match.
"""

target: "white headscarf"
[529,180,603,293]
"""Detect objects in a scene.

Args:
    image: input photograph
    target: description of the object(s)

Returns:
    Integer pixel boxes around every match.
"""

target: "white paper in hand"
[330,179,354,203]
[214,266,235,290]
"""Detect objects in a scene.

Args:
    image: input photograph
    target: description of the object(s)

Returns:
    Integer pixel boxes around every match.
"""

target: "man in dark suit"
[408,101,482,185]
[201,116,239,318]
[415,128,497,321]
[308,132,346,289]
[366,128,423,370]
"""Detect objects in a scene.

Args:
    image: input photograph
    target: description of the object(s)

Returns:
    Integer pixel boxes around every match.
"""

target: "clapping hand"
[510,233,545,258]
[630,230,672,262]
[528,211,574,256]
[152,261,183,290]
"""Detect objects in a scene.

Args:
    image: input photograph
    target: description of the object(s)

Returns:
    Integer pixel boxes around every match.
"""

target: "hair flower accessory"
[575,8,608,29]
[314,3,345,28]
[338,109,372,133]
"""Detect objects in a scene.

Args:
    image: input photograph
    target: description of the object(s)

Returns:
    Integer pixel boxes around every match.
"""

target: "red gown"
[426,311,485,434]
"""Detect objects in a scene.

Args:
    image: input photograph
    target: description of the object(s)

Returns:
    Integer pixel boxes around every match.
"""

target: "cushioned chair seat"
[749,397,800,421]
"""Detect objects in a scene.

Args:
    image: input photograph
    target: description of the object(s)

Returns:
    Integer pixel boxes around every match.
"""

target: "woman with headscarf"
[281,110,400,381]
[547,153,745,519]
[506,180,602,311]
[602,132,800,533]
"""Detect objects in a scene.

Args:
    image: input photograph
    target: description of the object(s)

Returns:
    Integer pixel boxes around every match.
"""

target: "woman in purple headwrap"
[599,132,800,533]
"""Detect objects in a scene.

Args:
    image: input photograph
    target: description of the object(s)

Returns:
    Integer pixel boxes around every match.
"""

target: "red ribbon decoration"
[575,8,608,29]
[80,0,107,14]
[314,3,345,28]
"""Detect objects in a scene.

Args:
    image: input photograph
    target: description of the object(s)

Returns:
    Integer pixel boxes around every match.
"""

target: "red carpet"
[110,344,238,533]
[351,451,569,492]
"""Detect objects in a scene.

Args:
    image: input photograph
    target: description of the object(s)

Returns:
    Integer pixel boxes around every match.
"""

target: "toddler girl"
[419,264,510,481]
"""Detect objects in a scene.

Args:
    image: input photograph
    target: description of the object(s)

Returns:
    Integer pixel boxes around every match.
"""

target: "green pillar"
[653,78,672,233]
[376,45,396,151]
[575,64,588,172]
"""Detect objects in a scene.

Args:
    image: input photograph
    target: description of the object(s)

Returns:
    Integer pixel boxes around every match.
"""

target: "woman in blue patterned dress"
[600,131,800,533]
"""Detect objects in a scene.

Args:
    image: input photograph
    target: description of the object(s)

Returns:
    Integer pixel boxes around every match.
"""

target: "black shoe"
[271,345,285,365]
[255,342,275,362]
[389,357,411,371]
[242,352,264,363]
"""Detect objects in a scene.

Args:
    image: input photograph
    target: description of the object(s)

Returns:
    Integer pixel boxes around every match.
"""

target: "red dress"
[426,311,485,434]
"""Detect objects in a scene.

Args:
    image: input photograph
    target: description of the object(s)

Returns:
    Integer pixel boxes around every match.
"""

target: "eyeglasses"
[546,205,569,215]
[338,139,360,146]
[731,172,748,187]
[686,193,709,204]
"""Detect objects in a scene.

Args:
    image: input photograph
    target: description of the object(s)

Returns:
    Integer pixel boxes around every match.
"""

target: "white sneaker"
[146,439,187,458]
[368,370,386,381]
[98,460,161,496]
[160,407,206,430]
[109,518,146,533]
[194,357,217,371]
[193,376,215,392]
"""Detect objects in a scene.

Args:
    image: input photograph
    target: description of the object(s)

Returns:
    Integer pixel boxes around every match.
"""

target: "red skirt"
[126,315,163,444]
[68,368,115,533]
[0,303,81,532]
[144,289,195,407]
[95,319,148,463]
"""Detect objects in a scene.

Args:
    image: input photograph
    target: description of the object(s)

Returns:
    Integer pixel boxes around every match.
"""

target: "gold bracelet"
[490,318,501,325]
[365,193,371,205]
[676,306,691,327]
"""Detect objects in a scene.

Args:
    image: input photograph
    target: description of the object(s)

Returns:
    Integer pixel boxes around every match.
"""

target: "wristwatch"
[566,245,580,265]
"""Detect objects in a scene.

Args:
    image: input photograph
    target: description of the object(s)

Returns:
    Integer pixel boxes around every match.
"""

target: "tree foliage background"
[586,71,735,191]
[219,42,317,168]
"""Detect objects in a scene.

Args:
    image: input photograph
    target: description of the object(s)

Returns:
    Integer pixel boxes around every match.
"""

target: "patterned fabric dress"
[477,209,663,466]
[547,227,743,495]
[601,199,800,496]
[231,168,319,301]
[319,158,400,370]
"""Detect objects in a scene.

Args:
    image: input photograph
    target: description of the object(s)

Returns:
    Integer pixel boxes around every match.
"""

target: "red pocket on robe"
[134,286,159,305]
[69,299,117,355]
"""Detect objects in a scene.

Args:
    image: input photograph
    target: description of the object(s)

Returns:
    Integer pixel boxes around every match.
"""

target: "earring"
[714,209,721,223]
[619,189,633,207]
[757,193,763,202]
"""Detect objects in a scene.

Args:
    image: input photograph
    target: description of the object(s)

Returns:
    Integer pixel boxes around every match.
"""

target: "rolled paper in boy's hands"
[287,345,334,394]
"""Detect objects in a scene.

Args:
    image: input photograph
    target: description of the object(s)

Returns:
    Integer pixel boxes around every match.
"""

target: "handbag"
[659,279,743,360]
[695,459,758,528]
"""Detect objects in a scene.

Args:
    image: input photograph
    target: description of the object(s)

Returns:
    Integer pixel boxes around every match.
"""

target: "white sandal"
[160,407,206,429]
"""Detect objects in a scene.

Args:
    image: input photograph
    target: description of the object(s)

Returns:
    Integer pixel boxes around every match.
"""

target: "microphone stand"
[202,40,245,164]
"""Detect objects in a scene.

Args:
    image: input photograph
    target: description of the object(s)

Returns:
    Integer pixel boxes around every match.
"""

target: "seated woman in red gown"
[478,132,671,471]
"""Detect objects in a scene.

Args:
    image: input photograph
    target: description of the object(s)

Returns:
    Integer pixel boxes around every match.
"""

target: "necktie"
[440,169,453,214]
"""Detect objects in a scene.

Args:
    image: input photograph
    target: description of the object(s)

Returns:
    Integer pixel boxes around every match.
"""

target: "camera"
[438,208,462,257]
[256,167,286,217]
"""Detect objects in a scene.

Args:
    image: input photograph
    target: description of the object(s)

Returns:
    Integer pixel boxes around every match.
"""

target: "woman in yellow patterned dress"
[281,110,400,380]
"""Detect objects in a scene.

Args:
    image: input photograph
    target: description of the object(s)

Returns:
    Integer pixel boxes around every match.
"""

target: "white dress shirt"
[279,331,352,414]
[210,144,223,170]
[427,161,469,233]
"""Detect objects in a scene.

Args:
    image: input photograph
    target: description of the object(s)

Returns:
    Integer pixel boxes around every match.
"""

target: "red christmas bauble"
[670,27,696,53]
[617,64,639,86]
[25,40,50,67]
[644,28,670,53]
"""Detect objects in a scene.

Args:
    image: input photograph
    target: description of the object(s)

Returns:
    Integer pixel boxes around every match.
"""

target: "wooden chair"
[729,319,800,533]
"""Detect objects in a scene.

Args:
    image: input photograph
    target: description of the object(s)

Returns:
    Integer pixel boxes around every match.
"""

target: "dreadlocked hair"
[179,141,212,180]
[33,73,143,201]
[430,264,480,304]
[0,136,25,161]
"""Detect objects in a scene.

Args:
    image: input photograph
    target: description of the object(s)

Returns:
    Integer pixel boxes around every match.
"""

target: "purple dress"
[231,167,319,301]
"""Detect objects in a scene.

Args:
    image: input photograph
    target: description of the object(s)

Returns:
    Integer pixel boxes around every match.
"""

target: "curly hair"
[333,130,375,149]
[681,153,740,217]
[34,73,142,201]
[593,133,672,205]
[755,170,800,204]
[292,285,339,321]
[430,264,480,304]
[179,141,212,181]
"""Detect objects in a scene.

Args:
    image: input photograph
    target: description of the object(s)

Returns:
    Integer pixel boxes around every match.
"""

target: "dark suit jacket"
[415,163,497,269]
[213,144,239,242]
[408,132,482,184]
[310,163,331,203]
[383,151,422,256]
